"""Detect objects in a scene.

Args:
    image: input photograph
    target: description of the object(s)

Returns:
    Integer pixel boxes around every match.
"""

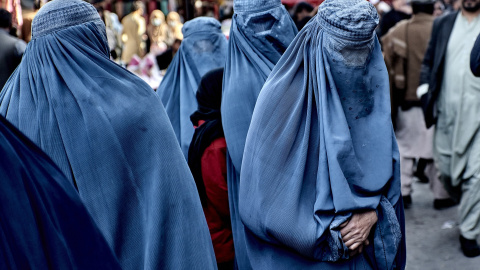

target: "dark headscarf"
[188,68,224,206]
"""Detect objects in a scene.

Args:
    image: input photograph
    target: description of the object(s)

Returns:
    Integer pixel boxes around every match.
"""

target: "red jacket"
[198,121,234,263]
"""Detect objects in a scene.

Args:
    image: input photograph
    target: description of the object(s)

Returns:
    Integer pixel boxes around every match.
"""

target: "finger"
[348,241,362,251]
[349,244,363,257]
[340,225,352,237]
[359,245,364,254]
[339,220,350,229]
[344,238,361,248]
[364,239,370,246]
[342,232,358,244]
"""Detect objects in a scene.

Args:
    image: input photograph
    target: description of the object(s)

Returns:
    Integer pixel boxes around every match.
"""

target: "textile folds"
[239,0,405,269]
[0,115,121,270]
[0,1,217,269]
[157,17,227,157]
[221,0,298,268]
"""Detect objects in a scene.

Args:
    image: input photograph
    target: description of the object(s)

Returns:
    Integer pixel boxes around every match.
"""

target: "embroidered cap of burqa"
[157,17,227,157]
[0,0,217,269]
[221,0,297,268]
[0,116,121,269]
[239,0,406,269]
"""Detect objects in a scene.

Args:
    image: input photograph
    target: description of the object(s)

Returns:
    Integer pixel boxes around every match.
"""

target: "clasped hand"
[339,210,378,257]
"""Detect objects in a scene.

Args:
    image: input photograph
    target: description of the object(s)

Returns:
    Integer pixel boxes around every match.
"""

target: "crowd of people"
[1,0,480,269]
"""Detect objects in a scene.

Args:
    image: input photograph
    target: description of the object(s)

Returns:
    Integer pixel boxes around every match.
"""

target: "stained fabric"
[0,1,217,269]
[189,68,225,205]
[157,17,227,158]
[0,115,121,270]
[239,0,405,269]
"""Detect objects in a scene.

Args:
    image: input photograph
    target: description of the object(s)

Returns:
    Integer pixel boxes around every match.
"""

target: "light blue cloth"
[221,0,298,268]
[239,0,405,269]
[0,1,217,269]
[157,17,227,157]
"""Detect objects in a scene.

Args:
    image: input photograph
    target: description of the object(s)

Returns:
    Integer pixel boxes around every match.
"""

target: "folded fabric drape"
[221,0,298,268]
[157,17,227,158]
[239,0,405,269]
[0,1,217,269]
[0,115,121,270]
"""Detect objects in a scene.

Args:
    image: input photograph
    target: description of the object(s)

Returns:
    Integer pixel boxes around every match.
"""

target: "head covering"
[0,0,217,269]
[220,0,297,268]
[188,67,224,206]
[157,17,227,158]
[147,10,167,45]
[238,0,405,269]
[0,115,121,270]
[165,11,184,45]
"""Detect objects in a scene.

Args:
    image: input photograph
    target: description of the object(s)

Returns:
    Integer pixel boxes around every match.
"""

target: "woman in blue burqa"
[0,115,120,269]
[239,0,406,269]
[157,17,227,157]
[220,0,297,268]
[0,0,217,269]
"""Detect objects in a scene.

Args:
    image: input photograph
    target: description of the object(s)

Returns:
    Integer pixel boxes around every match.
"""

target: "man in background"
[0,8,26,90]
[419,0,480,257]
[383,0,455,210]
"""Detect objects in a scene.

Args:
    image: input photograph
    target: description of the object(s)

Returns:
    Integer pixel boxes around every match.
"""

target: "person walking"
[419,0,480,258]
[383,0,455,209]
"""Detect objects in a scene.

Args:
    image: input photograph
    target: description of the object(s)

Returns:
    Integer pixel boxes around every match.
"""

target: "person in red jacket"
[188,67,234,270]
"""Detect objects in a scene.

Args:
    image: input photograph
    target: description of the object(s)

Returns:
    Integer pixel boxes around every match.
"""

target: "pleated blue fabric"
[157,17,227,157]
[0,115,121,270]
[0,1,217,269]
[221,0,297,268]
[239,0,406,269]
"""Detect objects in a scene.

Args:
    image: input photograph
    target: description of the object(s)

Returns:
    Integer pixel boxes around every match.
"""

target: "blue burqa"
[157,17,227,157]
[221,0,297,268]
[0,115,121,269]
[0,1,217,269]
[239,0,406,269]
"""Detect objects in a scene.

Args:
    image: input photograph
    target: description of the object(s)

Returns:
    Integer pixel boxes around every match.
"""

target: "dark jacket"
[0,29,26,90]
[419,12,458,128]
[471,33,480,77]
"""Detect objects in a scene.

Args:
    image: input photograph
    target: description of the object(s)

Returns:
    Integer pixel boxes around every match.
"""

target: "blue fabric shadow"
[0,115,121,270]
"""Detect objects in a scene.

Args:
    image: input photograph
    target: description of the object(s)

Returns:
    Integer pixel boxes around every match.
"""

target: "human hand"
[339,210,378,252]
[348,239,370,257]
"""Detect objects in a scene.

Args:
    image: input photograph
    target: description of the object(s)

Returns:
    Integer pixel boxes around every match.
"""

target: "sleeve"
[14,40,26,58]
[470,33,480,77]
[419,18,439,86]
[201,141,230,218]
[381,31,398,124]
